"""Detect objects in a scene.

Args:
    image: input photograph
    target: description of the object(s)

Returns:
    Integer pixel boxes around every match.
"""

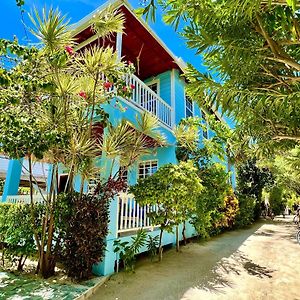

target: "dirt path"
[90,217,300,300]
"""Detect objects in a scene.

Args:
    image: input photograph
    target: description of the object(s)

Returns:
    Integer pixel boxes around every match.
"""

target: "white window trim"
[184,89,194,118]
[138,159,158,179]
[146,79,160,96]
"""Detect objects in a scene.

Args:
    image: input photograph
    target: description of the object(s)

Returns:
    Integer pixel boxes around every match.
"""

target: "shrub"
[216,191,239,229]
[0,203,43,270]
[58,177,126,280]
[234,194,256,228]
[269,186,286,215]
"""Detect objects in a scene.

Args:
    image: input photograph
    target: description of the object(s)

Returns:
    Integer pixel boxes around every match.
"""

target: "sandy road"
[90,216,300,300]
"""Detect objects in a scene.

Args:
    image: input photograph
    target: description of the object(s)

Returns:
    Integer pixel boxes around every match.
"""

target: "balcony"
[123,74,172,128]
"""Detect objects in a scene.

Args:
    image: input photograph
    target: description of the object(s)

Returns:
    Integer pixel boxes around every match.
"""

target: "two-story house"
[1,0,233,275]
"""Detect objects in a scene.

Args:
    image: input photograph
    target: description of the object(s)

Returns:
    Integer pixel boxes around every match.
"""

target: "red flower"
[130,84,135,90]
[78,91,87,99]
[122,86,127,92]
[65,45,74,55]
[103,81,113,90]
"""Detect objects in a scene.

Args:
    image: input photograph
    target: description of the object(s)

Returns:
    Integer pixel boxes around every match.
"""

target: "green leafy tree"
[236,159,274,222]
[140,0,300,155]
[130,161,203,260]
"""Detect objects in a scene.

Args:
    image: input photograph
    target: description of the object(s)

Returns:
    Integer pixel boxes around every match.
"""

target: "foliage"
[147,235,159,261]
[0,204,44,271]
[174,116,234,236]
[140,0,300,155]
[236,159,274,219]
[0,4,137,278]
[191,163,231,237]
[58,177,126,280]
[114,229,147,272]
[269,186,286,215]
[234,195,256,228]
[217,190,239,229]
[130,161,203,259]
[0,179,4,195]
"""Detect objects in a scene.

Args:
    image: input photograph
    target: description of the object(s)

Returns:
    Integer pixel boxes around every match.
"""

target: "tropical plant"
[147,235,159,261]
[236,159,274,221]
[114,229,147,272]
[0,5,134,278]
[269,186,286,216]
[0,203,44,271]
[140,0,300,155]
[130,161,203,259]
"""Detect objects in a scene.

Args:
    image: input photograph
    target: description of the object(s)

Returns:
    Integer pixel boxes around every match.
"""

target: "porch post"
[2,158,23,202]
[116,32,122,59]
[93,156,120,276]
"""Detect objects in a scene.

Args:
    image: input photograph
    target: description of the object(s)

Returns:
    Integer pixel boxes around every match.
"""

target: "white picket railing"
[117,192,157,233]
[6,194,45,204]
[102,73,172,128]
[126,74,172,127]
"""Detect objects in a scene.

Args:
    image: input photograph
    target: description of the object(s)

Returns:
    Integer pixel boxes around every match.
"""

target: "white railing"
[6,194,45,204]
[117,192,157,233]
[126,74,172,127]
[102,73,173,128]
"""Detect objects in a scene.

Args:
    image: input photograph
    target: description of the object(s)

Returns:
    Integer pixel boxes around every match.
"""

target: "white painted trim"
[146,78,160,96]
[116,32,123,59]
[184,87,194,118]
[171,69,176,127]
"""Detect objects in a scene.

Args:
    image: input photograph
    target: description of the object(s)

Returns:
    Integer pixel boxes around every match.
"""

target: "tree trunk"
[158,228,164,262]
[182,221,187,246]
[176,225,180,252]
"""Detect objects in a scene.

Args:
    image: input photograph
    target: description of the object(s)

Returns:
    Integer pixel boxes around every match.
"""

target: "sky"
[1,0,205,72]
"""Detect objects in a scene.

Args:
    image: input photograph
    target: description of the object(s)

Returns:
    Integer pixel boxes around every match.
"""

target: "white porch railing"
[6,194,45,204]
[102,73,172,128]
[117,192,157,233]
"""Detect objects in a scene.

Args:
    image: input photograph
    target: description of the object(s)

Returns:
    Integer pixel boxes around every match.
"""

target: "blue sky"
[1,0,205,71]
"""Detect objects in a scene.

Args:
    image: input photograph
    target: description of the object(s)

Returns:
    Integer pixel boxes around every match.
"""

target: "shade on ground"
[90,216,300,300]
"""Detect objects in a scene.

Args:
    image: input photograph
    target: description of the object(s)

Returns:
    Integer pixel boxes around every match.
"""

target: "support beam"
[2,158,23,202]
[116,32,122,59]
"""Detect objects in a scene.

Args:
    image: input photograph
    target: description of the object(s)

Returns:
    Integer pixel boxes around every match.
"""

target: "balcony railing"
[117,192,157,233]
[125,74,172,127]
[103,73,173,128]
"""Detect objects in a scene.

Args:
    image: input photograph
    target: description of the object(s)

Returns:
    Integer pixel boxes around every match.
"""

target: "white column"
[116,32,123,59]
[171,69,176,127]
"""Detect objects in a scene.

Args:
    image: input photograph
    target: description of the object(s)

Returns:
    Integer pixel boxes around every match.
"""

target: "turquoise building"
[1,0,234,276]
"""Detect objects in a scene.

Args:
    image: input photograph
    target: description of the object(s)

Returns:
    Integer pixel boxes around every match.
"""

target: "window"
[147,80,160,95]
[138,160,158,179]
[185,96,194,117]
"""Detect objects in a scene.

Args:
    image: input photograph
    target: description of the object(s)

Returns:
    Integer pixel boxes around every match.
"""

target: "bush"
[216,190,239,229]
[269,186,286,215]
[0,203,43,270]
[58,177,126,280]
[234,194,256,228]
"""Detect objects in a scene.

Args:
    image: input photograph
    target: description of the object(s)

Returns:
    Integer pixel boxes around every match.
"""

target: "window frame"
[138,160,158,179]
[146,79,160,96]
[184,91,194,118]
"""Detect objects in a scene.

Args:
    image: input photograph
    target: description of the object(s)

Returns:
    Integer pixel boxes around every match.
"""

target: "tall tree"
[140,0,300,154]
